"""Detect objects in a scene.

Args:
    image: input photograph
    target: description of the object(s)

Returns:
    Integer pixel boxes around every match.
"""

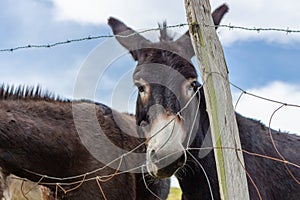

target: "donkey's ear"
[176,3,229,59]
[175,31,194,60]
[108,17,151,61]
[212,3,229,28]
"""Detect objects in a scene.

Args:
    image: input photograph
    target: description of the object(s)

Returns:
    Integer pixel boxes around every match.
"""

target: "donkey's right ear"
[212,3,229,28]
[108,17,151,61]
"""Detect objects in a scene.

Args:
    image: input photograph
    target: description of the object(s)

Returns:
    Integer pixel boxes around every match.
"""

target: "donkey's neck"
[190,87,210,148]
[177,87,220,200]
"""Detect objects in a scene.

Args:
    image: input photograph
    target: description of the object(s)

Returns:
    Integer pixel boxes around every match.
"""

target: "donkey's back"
[237,113,300,199]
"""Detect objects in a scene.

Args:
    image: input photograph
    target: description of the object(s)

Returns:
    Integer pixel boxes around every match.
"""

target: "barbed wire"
[209,24,300,34]
[1,23,300,52]
[0,35,113,52]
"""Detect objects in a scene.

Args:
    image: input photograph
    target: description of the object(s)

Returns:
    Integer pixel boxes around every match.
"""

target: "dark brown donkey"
[109,4,300,200]
[0,85,170,200]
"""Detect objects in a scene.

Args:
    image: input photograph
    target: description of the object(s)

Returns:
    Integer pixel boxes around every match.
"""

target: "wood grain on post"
[184,0,250,199]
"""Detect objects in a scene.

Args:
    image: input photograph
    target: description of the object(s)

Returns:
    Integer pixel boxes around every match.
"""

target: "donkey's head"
[108,4,228,178]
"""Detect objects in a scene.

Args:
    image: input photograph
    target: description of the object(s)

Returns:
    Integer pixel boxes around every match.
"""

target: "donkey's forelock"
[158,21,174,42]
[133,49,197,80]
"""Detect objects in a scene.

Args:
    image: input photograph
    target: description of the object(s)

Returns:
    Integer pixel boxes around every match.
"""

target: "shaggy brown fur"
[0,85,170,200]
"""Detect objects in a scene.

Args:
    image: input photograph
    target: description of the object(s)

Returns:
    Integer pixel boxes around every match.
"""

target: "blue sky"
[1,0,300,187]
[226,41,300,88]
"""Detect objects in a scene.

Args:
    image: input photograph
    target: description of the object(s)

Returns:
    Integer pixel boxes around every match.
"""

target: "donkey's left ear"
[108,17,151,61]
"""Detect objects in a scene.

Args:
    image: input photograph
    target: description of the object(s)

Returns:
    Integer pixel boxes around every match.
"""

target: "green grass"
[167,187,182,200]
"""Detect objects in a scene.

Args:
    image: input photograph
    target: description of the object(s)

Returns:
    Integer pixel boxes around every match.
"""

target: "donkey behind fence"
[109,3,300,200]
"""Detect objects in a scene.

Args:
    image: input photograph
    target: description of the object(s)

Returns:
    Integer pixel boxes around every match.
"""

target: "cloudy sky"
[1,0,300,188]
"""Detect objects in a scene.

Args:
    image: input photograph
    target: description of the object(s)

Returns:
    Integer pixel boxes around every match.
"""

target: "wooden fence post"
[184,0,250,199]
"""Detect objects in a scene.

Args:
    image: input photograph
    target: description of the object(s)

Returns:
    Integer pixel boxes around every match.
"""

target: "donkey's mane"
[0,84,68,102]
[158,22,174,42]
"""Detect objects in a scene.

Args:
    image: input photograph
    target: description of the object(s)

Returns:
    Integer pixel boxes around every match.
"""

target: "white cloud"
[50,0,300,45]
[233,81,300,134]
[51,0,185,29]
[212,0,300,45]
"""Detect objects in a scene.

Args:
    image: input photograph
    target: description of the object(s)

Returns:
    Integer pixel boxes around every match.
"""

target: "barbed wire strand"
[1,23,300,52]
[0,24,185,53]
[0,35,112,52]
[209,24,300,34]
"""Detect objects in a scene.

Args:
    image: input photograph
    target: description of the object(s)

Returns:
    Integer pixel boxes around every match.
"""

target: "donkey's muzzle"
[147,149,186,178]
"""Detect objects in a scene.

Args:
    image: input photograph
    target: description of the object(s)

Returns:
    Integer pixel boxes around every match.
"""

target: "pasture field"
[167,187,182,200]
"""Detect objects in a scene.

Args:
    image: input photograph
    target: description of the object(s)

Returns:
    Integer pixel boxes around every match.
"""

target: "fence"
[0,19,300,200]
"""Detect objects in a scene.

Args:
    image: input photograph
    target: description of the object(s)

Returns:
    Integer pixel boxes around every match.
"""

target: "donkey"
[0,85,170,200]
[108,4,300,200]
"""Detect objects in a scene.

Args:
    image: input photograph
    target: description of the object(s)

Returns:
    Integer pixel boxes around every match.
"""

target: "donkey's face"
[132,48,200,177]
[108,4,228,178]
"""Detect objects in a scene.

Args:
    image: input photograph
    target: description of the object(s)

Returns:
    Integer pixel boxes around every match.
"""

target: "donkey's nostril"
[150,149,156,158]
[150,149,159,163]
[177,154,186,167]
[140,120,148,127]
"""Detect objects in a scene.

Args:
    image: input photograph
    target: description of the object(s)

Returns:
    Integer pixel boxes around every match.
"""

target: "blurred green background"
[167,187,182,200]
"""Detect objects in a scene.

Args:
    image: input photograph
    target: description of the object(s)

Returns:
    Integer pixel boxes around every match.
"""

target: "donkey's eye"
[187,81,197,92]
[190,81,197,88]
[138,85,145,93]
[183,80,198,98]
[134,79,149,98]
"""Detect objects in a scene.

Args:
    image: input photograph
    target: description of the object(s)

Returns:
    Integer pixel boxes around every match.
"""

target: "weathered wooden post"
[184,0,250,199]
